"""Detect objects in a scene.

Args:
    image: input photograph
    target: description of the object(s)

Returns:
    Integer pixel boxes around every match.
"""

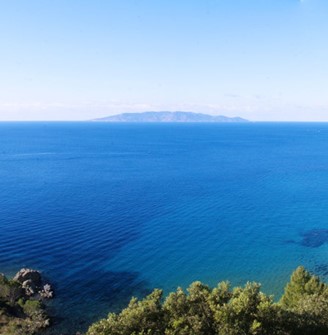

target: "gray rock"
[13,268,54,299]
[22,279,37,296]
[39,283,54,299]
[14,268,42,286]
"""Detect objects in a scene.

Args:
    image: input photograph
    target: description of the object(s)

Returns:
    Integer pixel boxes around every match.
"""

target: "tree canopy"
[87,267,328,335]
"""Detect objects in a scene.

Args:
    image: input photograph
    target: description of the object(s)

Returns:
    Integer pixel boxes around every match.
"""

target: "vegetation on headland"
[1,266,328,335]
[87,266,328,335]
[0,272,51,335]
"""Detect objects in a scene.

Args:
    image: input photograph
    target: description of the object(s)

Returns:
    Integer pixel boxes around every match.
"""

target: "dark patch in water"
[314,264,328,276]
[43,269,152,335]
[283,239,296,245]
[300,229,328,248]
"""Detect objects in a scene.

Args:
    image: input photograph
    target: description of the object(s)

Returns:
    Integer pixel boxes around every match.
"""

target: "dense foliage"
[0,274,49,335]
[87,267,328,335]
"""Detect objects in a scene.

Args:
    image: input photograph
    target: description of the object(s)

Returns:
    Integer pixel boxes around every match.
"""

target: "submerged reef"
[300,228,328,248]
[284,228,328,248]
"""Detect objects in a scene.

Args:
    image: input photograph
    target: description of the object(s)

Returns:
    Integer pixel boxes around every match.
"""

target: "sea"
[1,122,328,334]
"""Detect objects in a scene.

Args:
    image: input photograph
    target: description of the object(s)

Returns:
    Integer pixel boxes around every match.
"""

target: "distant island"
[93,111,249,123]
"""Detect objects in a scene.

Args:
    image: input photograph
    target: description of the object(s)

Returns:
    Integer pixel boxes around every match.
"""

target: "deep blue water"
[1,122,328,334]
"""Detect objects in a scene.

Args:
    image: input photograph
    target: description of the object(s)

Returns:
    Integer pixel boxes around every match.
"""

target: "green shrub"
[87,267,328,335]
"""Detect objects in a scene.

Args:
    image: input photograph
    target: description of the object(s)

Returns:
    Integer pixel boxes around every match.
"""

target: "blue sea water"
[1,122,328,334]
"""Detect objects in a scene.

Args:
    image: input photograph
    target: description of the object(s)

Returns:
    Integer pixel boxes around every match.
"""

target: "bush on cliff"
[0,274,49,335]
[87,266,328,335]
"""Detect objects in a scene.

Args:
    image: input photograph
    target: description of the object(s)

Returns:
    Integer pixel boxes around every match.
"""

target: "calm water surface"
[1,122,328,334]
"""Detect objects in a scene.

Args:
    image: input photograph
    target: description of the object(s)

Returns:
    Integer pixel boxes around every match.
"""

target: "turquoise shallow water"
[1,122,328,334]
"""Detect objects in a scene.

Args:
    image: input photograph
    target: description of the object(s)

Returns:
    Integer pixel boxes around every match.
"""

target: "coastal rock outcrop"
[13,268,54,299]
[14,268,42,285]
[0,269,53,334]
[40,283,54,298]
[22,279,37,296]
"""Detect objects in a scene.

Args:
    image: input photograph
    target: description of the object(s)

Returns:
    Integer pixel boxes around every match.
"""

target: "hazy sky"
[0,0,327,121]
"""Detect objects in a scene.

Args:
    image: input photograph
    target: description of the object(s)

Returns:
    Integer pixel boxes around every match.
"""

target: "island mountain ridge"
[93,111,249,123]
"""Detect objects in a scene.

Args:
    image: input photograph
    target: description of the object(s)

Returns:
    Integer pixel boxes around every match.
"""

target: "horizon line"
[3,120,328,123]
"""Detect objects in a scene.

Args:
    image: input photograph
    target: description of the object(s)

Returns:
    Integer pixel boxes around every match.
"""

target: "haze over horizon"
[1,0,328,121]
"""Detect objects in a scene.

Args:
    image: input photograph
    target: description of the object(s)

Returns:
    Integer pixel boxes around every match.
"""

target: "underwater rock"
[300,229,328,248]
[314,264,328,276]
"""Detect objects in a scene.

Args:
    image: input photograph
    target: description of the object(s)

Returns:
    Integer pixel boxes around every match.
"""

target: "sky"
[0,0,328,121]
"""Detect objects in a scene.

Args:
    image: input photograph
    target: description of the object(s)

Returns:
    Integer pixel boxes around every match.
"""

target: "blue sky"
[0,0,327,121]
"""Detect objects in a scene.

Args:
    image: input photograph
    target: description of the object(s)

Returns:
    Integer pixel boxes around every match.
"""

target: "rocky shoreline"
[0,268,54,335]
[13,268,54,300]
